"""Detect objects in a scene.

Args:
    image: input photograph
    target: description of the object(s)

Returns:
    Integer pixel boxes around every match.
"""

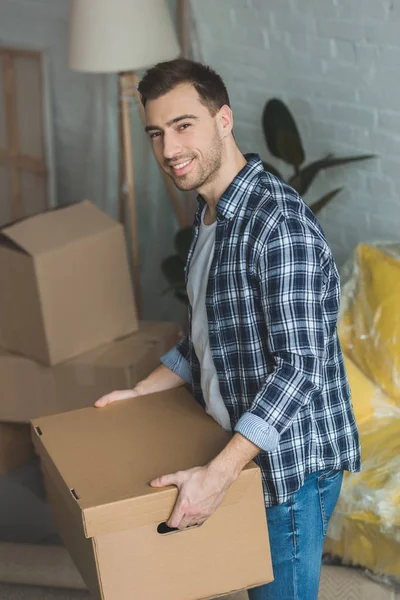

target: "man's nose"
[163,132,183,161]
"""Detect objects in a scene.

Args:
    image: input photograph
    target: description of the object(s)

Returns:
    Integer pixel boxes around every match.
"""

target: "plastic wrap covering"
[325,242,400,581]
[339,242,400,404]
[325,410,400,580]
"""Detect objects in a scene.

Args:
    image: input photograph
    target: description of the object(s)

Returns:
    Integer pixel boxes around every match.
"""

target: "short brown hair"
[138,58,230,116]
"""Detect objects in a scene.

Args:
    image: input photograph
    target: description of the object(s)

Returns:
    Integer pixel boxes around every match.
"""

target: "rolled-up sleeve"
[234,218,327,451]
[160,334,192,384]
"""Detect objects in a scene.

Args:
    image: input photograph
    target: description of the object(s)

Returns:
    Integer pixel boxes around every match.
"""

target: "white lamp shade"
[68,0,180,73]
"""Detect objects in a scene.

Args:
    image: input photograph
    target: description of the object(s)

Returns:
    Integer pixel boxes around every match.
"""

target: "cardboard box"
[0,321,181,423]
[0,423,34,474]
[32,388,273,600]
[0,200,137,365]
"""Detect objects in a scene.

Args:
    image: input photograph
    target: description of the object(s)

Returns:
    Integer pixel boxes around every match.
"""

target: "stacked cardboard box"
[0,201,273,597]
[0,201,181,472]
[0,423,34,475]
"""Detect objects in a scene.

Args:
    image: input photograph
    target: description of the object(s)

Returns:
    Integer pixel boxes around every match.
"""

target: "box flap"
[0,200,120,256]
[32,389,260,538]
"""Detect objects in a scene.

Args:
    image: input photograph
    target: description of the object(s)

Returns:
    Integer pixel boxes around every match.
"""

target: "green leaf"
[161,284,188,305]
[174,227,193,263]
[262,99,305,170]
[161,255,185,287]
[310,187,343,214]
[174,289,189,305]
[262,161,283,179]
[289,154,376,196]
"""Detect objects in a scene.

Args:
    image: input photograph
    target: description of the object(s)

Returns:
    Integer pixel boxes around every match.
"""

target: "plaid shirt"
[161,154,361,506]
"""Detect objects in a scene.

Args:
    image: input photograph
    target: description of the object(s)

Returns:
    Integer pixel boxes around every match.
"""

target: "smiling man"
[95,59,361,600]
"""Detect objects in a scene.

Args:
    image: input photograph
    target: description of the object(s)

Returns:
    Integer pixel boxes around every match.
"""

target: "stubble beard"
[169,128,224,192]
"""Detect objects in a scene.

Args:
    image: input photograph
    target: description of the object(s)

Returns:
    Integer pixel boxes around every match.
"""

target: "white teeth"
[172,159,191,170]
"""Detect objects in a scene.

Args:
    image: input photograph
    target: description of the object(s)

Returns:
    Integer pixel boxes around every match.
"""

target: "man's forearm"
[208,432,261,483]
[139,372,260,480]
[151,432,262,530]
[136,363,186,395]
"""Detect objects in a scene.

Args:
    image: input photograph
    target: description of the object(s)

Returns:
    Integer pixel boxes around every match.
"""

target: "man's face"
[144,84,224,192]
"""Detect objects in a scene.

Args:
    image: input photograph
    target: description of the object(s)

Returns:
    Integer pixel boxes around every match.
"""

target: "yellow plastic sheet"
[326,242,400,580]
[339,243,400,404]
[325,414,400,579]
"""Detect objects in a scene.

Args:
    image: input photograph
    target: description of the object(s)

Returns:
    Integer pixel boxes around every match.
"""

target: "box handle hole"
[70,488,80,501]
[157,522,200,535]
[157,522,179,535]
[35,427,43,436]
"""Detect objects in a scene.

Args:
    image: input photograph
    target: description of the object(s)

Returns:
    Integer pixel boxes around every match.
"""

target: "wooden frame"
[0,46,56,224]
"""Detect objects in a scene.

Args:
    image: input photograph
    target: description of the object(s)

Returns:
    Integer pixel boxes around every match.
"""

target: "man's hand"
[150,463,235,530]
[94,387,141,408]
[151,433,261,530]
[94,364,186,407]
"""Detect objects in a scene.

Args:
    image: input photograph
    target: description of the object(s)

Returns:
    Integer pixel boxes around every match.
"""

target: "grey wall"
[0,0,116,214]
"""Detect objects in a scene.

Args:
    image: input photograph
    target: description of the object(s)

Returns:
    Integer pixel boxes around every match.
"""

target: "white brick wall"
[191,0,400,267]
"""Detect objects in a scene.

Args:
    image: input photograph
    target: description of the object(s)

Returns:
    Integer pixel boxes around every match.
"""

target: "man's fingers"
[186,515,208,528]
[94,389,138,408]
[94,395,111,408]
[167,501,186,530]
[173,514,207,530]
[150,471,182,488]
[175,516,192,530]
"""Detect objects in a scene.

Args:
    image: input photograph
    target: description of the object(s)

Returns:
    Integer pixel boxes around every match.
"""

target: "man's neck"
[199,146,247,224]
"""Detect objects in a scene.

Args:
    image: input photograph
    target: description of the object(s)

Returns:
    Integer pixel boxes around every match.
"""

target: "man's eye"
[178,123,191,131]
[150,132,161,139]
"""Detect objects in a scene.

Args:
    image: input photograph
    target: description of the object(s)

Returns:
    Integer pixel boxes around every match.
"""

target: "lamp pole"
[119,72,141,316]
[68,0,181,319]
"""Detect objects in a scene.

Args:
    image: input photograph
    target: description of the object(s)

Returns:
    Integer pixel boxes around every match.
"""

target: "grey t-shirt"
[187,208,231,432]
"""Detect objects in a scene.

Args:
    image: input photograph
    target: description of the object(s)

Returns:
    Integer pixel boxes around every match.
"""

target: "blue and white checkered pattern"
[161,154,361,506]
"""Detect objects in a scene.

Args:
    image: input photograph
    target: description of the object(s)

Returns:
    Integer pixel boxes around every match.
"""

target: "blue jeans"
[248,469,343,600]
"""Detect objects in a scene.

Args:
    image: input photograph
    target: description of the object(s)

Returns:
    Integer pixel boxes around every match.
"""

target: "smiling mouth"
[169,158,194,175]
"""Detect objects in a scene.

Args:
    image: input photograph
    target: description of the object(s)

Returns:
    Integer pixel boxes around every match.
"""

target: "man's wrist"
[207,433,261,485]
[134,380,151,395]
[207,453,239,487]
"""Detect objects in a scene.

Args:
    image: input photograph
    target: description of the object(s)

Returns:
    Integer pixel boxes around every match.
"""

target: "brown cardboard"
[136,319,184,356]
[0,321,182,423]
[42,463,103,598]
[0,200,137,365]
[0,423,34,474]
[32,389,273,600]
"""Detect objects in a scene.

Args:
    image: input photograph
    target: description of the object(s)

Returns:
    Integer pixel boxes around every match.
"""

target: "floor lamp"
[68,0,181,318]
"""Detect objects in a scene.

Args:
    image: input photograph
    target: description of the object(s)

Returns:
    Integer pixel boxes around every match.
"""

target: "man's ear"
[217,105,234,138]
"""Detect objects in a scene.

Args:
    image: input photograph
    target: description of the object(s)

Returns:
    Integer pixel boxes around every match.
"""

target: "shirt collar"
[196,153,264,221]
